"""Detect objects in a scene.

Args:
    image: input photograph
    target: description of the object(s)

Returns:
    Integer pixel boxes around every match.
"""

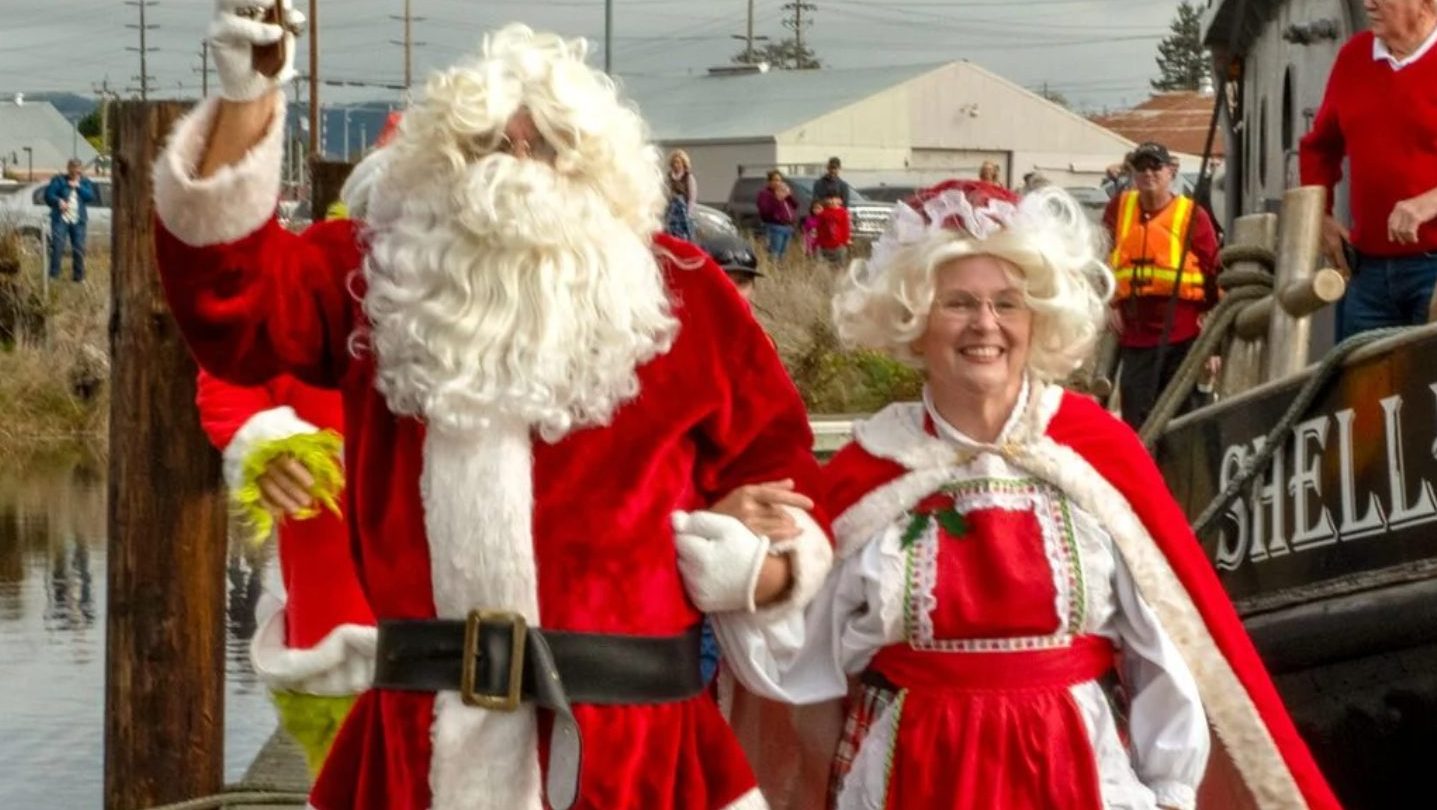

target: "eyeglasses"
[1132,161,1167,173]
[495,133,558,164]
[938,293,1029,323]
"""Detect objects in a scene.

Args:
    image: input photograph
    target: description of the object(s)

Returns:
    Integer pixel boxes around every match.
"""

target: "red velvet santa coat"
[820,386,1341,810]
[152,97,832,810]
[194,371,376,693]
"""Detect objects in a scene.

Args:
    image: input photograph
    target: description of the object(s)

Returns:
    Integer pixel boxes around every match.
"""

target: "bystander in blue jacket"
[43,159,97,281]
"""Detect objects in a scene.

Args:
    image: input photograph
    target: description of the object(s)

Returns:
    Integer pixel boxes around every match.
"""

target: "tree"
[77,109,102,139]
[1036,84,1071,109]
[1151,1,1208,91]
[731,38,821,70]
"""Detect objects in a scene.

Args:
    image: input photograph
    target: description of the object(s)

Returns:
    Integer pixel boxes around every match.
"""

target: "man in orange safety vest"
[1103,141,1221,429]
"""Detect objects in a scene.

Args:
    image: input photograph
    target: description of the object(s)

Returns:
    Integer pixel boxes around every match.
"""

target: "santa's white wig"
[834,181,1115,382]
[360,24,678,440]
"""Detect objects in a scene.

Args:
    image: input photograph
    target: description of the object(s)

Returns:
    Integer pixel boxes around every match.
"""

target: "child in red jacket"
[815,194,852,267]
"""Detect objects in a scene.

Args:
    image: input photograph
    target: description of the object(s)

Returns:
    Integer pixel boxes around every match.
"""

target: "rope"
[1190,326,1410,537]
[1217,243,1276,270]
[1137,264,1274,448]
[142,785,311,810]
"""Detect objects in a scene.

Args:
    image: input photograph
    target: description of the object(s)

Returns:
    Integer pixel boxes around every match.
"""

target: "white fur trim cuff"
[721,787,769,810]
[1150,781,1197,810]
[154,93,286,246]
[222,405,322,492]
[249,594,377,695]
[753,507,833,619]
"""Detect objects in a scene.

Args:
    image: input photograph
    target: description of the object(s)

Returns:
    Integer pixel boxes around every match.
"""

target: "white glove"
[672,510,770,614]
[209,0,307,101]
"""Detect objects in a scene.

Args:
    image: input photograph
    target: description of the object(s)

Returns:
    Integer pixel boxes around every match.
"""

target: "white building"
[0,96,99,180]
[621,61,1139,206]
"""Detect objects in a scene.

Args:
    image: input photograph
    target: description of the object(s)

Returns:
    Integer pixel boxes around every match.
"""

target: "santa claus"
[153,4,832,809]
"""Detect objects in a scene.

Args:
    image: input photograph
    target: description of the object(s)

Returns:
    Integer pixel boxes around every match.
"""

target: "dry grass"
[750,248,922,415]
[0,233,109,463]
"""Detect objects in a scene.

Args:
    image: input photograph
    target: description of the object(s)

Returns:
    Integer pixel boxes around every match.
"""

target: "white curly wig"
[359,25,678,440]
[833,183,1115,382]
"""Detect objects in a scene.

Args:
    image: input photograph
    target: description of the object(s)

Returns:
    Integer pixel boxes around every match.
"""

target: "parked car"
[691,202,740,243]
[0,178,113,250]
[1062,186,1109,224]
[724,174,892,242]
[858,184,921,204]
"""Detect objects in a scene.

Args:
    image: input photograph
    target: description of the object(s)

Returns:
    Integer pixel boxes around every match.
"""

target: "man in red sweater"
[1301,0,1437,338]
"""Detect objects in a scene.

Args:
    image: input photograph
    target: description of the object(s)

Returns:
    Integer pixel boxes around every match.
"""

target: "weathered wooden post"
[104,101,227,810]
[310,159,356,222]
[1220,213,1278,395]
[1266,186,1331,379]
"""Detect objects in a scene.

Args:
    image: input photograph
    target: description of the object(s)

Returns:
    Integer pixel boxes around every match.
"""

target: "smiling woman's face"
[917,254,1032,403]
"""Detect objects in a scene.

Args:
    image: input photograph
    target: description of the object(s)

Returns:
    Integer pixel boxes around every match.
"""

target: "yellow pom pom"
[232,430,345,547]
[270,691,359,777]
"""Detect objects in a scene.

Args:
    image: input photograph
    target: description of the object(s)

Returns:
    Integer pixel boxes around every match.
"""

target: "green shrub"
[751,254,921,415]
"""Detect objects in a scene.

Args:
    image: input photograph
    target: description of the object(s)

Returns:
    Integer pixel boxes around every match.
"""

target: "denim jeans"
[49,220,87,281]
[764,223,793,258]
[699,617,720,684]
[1338,250,1437,340]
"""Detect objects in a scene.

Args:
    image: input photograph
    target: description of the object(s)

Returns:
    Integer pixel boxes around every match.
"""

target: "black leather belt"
[374,611,705,810]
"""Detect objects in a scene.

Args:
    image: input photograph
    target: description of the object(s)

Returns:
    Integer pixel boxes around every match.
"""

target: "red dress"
[716,382,1343,810]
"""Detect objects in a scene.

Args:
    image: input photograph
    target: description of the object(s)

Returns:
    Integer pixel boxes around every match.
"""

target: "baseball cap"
[704,233,764,278]
[1130,142,1175,166]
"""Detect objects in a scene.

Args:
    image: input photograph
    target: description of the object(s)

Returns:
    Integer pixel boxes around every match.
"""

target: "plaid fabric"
[828,681,900,808]
[664,196,694,241]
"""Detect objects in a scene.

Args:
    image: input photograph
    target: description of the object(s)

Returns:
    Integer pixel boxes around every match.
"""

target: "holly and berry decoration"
[900,493,968,548]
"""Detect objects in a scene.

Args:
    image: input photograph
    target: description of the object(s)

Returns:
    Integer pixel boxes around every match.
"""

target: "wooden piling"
[104,101,227,810]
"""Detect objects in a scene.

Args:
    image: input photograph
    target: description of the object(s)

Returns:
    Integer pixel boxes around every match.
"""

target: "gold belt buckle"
[460,609,527,711]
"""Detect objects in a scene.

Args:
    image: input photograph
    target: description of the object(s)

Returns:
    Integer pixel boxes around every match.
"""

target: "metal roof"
[1089,92,1225,159]
[617,62,949,143]
[0,99,98,175]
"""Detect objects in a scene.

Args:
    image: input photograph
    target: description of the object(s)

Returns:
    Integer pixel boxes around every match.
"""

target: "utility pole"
[197,41,210,97]
[125,0,158,101]
[730,0,769,64]
[93,79,120,161]
[604,0,614,74]
[309,0,319,155]
[391,0,425,91]
[782,0,817,70]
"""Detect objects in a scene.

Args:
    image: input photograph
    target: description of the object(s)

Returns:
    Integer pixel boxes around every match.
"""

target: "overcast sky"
[0,0,1188,113]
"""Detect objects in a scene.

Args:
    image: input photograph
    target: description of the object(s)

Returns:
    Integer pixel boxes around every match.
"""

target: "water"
[0,464,280,808]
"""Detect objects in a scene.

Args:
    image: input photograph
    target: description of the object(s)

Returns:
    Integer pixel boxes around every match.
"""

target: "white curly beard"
[360,154,679,441]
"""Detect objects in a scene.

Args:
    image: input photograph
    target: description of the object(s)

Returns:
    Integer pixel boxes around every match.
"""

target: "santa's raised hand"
[209,0,307,101]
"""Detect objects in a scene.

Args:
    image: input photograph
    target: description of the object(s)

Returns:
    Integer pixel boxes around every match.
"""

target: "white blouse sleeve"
[710,532,897,704]
[1111,550,1211,810]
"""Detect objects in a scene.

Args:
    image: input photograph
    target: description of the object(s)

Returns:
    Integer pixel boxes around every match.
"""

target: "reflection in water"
[0,463,280,808]
[47,536,97,632]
